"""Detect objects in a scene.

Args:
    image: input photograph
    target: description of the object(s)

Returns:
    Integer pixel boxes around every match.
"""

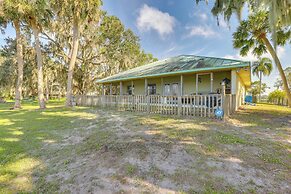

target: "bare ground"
[34,106,291,193]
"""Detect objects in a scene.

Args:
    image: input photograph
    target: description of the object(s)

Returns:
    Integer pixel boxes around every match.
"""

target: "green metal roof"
[97,55,250,83]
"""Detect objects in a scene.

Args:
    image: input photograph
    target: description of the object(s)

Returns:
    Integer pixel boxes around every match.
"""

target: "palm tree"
[233,11,291,107]
[51,0,102,107]
[252,57,273,102]
[197,0,291,47]
[0,0,25,109]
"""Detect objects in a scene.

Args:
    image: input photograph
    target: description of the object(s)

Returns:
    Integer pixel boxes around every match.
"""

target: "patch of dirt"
[36,109,291,193]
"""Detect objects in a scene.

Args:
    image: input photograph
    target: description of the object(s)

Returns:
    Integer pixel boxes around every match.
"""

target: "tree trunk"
[259,71,262,103]
[13,20,24,109]
[262,36,291,107]
[32,22,46,109]
[45,75,49,101]
[65,18,79,107]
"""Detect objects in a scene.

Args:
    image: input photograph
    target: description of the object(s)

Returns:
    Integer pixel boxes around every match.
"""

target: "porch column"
[231,69,238,111]
[109,83,113,95]
[178,74,183,116]
[101,84,105,107]
[102,84,105,95]
[221,81,227,120]
[161,77,164,95]
[145,78,149,113]
[180,74,183,96]
[144,78,148,95]
[131,80,134,95]
[231,70,237,94]
[196,74,198,95]
[210,72,213,93]
[120,81,123,95]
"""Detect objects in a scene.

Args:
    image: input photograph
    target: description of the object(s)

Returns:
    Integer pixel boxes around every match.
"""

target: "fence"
[75,94,236,118]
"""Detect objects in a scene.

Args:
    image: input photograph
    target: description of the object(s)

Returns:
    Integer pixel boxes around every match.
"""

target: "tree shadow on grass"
[1,102,289,193]
[0,101,96,193]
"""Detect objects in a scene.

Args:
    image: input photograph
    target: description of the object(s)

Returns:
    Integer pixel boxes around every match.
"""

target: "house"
[77,55,251,117]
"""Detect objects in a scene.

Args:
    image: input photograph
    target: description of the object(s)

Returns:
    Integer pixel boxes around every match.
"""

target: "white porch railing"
[74,94,236,118]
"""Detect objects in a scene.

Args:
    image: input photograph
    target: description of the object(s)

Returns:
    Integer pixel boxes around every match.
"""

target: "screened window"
[148,84,156,95]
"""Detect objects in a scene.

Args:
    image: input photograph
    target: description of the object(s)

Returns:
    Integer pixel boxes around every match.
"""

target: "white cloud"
[186,25,218,38]
[218,17,228,29]
[191,11,208,21]
[199,13,208,21]
[276,47,285,58]
[196,12,208,21]
[136,4,176,37]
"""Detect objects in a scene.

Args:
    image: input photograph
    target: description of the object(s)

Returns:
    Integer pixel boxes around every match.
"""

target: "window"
[172,83,179,96]
[164,84,171,96]
[147,84,156,95]
[127,85,134,95]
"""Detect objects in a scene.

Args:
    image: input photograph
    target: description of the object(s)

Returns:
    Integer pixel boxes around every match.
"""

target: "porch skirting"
[74,94,236,118]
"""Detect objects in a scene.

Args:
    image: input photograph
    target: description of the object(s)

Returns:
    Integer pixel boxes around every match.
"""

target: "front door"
[172,83,179,96]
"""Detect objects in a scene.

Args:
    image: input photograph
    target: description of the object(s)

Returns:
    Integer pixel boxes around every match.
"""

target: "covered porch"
[100,68,249,109]
[75,68,251,117]
[102,70,234,95]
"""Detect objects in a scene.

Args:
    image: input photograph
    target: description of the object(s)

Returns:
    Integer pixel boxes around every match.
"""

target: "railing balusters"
[75,93,232,119]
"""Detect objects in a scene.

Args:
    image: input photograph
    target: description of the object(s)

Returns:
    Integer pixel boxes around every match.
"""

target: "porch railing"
[75,94,236,118]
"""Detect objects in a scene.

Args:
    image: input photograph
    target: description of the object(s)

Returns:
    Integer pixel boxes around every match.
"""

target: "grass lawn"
[0,101,290,193]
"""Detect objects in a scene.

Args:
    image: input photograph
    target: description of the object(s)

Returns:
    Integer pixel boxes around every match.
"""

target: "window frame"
[147,84,156,95]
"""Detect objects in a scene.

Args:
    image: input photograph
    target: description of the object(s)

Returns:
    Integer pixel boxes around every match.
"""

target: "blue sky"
[1,0,290,93]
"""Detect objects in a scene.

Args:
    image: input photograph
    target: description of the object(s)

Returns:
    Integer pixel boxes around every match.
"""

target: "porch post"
[196,74,198,95]
[180,74,183,96]
[119,81,123,110]
[145,78,150,113]
[210,72,213,93]
[231,69,237,111]
[161,77,164,95]
[101,84,105,107]
[222,81,227,119]
[109,83,112,107]
[109,83,112,95]
[119,81,123,95]
[144,78,148,95]
[231,70,237,94]
[101,84,105,95]
[178,75,183,116]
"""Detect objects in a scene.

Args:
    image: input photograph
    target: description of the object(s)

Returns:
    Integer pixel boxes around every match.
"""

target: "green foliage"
[268,89,286,105]
[0,1,157,98]
[233,11,269,57]
[233,11,291,106]
[274,67,291,89]
[252,57,273,101]
[216,132,248,145]
[232,10,290,59]
[124,163,138,176]
[252,57,273,78]
[249,81,267,96]
[197,0,291,47]
[0,37,39,98]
